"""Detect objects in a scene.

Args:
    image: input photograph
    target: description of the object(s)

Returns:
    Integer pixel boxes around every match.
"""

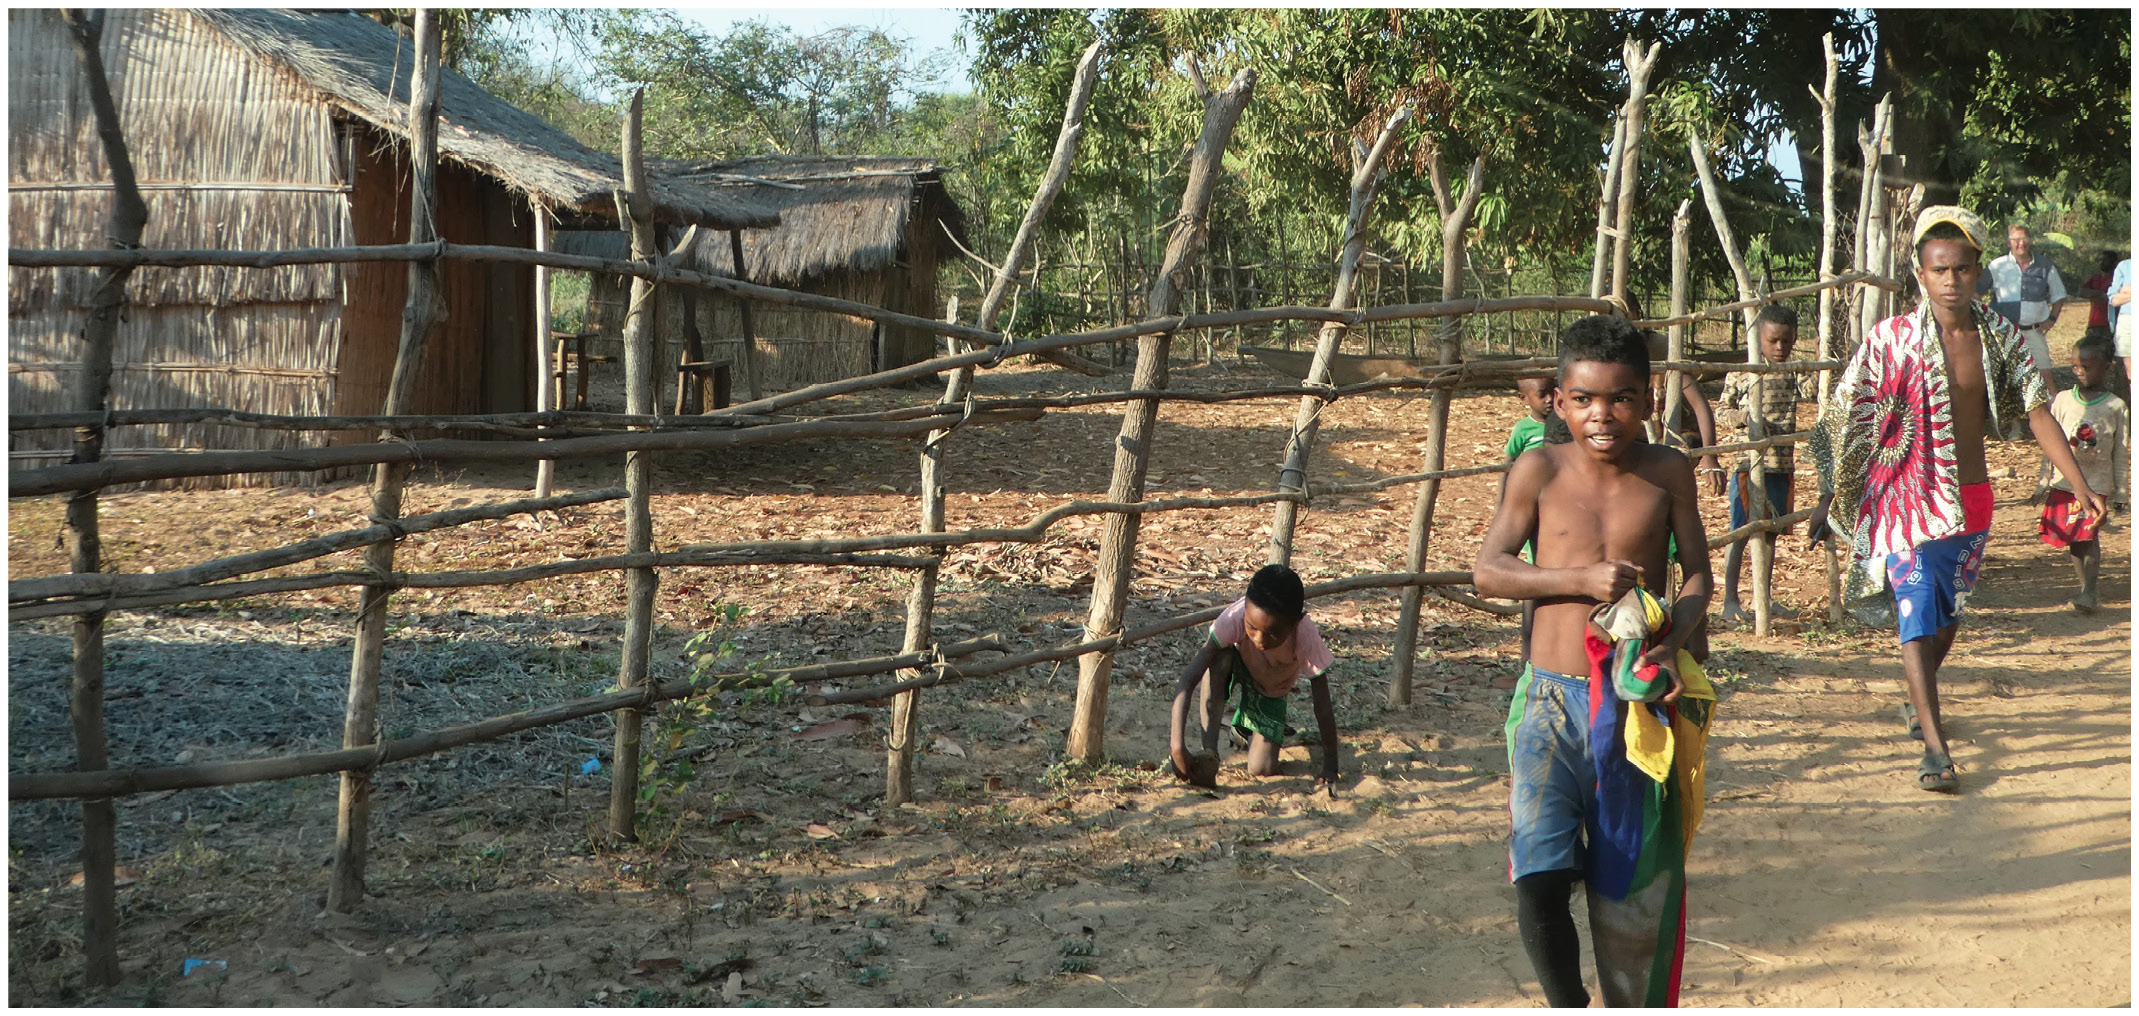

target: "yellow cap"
[1912,205,1989,252]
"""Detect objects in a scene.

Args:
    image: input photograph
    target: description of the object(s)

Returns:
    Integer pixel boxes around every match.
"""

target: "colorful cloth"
[1718,368,1818,472]
[1728,470,1796,533]
[1506,414,1548,460]
[2040,489,2103,549]
[1207,597,1332,699]
[1807,299,2048,604]
[2043,388,2127,500]
[1504,589,1714,1007]
[1885,485,1992,644]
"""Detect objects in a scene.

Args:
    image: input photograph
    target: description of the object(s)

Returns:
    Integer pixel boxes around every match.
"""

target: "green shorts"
[1219,646,1289,744]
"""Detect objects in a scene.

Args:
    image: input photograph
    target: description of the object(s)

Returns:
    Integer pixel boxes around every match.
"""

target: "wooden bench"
[675,358,732,414]
[551,330,614,410]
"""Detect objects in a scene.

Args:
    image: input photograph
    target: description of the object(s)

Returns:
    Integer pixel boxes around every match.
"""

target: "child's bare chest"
[1534,470,1671,559]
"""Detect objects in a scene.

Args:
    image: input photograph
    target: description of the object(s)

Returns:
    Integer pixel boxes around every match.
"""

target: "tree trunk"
[890,42,1105,803]
[1389,151,1487,707]
[608,90,659,843]
[330,8,441,912]
[1068,67,1256,763]
[1609,40,1663,306]
[57,8,148,984]
[1267,107,1412,565]
[1590,117,1626,300]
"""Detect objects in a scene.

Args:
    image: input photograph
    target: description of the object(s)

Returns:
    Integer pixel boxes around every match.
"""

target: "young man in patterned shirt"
[1807,206,2107,793]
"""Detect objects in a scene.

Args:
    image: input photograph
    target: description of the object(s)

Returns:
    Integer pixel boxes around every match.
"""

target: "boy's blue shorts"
[1504,664,1596,880]
[1727,469,1795,533]
[1886,529,1990,644]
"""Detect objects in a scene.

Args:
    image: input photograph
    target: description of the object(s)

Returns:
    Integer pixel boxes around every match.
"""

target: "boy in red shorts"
[2034,332,2126,614]
[1807,206,2107,793]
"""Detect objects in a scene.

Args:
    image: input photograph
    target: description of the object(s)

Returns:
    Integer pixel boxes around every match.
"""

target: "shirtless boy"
[1476,314,1714,1007]
[1808,206,2107,792]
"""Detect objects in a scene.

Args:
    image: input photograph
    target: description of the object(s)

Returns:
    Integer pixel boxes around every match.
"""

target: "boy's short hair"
[1245,564,1306,620]
[1558,314,1651,380]
[2076,332,2116,362]
[1754,303,1798,330]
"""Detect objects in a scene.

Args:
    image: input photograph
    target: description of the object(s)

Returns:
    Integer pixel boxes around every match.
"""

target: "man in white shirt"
[1982,224,2068,394]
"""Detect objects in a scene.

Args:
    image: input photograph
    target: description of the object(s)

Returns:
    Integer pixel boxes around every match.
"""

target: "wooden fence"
[9,21,1914,989]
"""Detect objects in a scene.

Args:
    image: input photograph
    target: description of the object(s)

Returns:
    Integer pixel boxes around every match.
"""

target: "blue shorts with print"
[1505,664,1597,880]
[1886,528,1990,644]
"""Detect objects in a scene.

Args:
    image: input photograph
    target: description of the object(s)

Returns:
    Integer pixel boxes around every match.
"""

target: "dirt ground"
[8,327,2129,1006]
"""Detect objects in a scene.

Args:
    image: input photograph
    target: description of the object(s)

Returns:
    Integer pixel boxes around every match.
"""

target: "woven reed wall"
[7,8,350,486]
[691,269,885,392]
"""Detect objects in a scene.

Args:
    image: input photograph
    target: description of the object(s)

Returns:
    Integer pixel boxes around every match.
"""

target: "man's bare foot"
[1720,601,1749,623]
[1767,601,1800,620]
[2072,594,2101,615]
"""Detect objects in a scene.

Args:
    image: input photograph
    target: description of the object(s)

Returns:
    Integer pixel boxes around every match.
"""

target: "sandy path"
[9,357,2127,1007]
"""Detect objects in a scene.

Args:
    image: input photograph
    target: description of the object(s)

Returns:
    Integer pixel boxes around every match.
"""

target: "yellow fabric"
[1618,590,1716,800]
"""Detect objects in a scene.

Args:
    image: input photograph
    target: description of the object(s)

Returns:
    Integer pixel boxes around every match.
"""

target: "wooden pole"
[1268,105,1411,565]
[534,210,557,497]
[1809,35,1840,411]
[1589,118,1627,299]
[1692,135,1775,634]
[1608,39,1662,308]
[1389,148,1487,706]
[729,229,764,402]
[1663,199,1692,463]
[1809,35,1845,621]
[56,8,146,985]
[1068,64,1256,763]
[608,90,659,843]
[330,7,441,912]
[890,41,1105,804]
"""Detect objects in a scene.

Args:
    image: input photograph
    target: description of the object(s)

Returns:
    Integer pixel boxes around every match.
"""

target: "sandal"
[1900,703,1922,741]
[1916,752,1958,793]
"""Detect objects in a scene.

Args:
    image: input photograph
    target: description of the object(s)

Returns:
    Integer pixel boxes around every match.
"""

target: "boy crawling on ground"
[1476,314,1715,1007]
[1168,564,1339,794]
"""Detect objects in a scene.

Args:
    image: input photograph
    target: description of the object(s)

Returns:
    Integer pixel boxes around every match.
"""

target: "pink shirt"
[1209,597,1334,698]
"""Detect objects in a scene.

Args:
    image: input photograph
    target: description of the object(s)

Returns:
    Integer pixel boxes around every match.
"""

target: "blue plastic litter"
[579,757,602,776]
[182,958,227,977]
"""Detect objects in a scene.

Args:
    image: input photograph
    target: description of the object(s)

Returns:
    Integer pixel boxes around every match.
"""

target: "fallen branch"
[10,487,625,602]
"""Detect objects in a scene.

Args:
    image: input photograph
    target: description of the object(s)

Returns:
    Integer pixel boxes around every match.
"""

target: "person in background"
[2031,333,2126,615]
[1981,223,2068,395]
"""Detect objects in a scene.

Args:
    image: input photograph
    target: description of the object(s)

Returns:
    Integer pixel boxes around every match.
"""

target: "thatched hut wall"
[8,8,348,484]
[9,9,576,487]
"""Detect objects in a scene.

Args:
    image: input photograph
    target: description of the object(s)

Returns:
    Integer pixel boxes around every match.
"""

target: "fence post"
[1389,150,1487,707]
[331,7,442,911]
[57,8,147,985]
[1268,106,1411,565]
[608,90,659,842]
[1609,39,1662,306]
[889,41,1104,805]
[1810,35,1845,620]
[1692,135,1775,633]
[1069,65,1256,763]
[534,210,557,496]
[729,229,764,402]
[1589,118,1627,300]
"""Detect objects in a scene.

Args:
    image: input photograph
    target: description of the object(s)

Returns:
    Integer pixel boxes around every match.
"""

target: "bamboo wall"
[8,11,540,486]
[8,8,348,485]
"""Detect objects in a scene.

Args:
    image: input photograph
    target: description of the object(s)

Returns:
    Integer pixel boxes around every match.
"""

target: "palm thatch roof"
[657,156,967,285]
[193,9,778,230]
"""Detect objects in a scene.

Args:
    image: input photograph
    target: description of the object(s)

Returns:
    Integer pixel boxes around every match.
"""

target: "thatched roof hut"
[7,8,778,486]
[562,156,969,398]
